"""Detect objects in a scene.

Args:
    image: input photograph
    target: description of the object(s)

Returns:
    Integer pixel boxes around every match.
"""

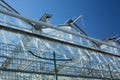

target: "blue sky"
[6,0,120,39]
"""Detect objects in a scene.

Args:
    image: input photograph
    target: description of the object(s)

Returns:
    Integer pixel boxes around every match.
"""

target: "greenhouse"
[0,0,120,80]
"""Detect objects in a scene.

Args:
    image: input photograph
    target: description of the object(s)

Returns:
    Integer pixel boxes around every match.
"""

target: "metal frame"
[0,54,119,79]
[0,4,120,79]
[0,9,119,49]
[0,24,120,58]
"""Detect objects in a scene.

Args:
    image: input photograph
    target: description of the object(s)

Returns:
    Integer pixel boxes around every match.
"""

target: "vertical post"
[53,51,58,80]
[108,64,113,80]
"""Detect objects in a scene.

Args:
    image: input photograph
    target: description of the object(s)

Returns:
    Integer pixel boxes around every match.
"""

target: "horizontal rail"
[0,9,119,49]
[0,25,120,58]
[0,24,120,58]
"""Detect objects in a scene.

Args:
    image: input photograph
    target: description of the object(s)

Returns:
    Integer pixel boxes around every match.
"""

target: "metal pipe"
[71,15,82,24]
[0,0,20,14]
[108,64,113,80]
[53,51,58,80]
[0,10,119,49]
[28,50,72,61]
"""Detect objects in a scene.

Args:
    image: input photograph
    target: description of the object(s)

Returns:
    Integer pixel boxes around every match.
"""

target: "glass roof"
[0,2,120,80]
